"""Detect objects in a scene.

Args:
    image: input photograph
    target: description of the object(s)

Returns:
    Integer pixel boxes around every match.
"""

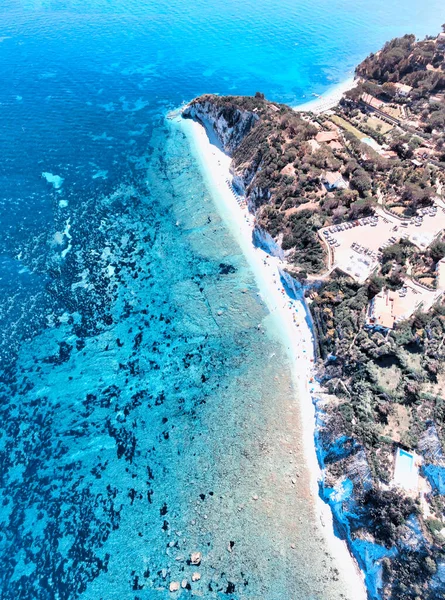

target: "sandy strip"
[171,112,367,600]
[294,76,357,113]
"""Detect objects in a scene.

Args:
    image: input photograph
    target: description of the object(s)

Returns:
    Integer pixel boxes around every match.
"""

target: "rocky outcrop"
[182,96,270,213]
[253,226,285,259]
[182,97,259,155]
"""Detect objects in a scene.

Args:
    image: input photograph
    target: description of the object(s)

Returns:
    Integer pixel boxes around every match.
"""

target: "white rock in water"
[169,581,180,592]
[190,551,202,565]
[181,579,188,588]
[192,572,201,582]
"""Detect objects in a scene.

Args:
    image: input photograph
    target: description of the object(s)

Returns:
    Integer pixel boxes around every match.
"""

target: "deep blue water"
[1,1,445,599]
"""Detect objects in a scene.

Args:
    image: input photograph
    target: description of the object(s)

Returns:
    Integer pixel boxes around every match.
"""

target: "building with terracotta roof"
[413,146,436,160]
[360,93,401,125]
[361,93,383,110]
[315,130,339,143]
[327,140,343,151]
[367,283,442,330]
[380,150,398,160]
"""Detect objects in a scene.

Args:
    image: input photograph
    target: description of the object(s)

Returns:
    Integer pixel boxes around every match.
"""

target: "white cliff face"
[182,97,275,215]
[252,227,285,259]
[231,154,265,199]
[182,99,259,155]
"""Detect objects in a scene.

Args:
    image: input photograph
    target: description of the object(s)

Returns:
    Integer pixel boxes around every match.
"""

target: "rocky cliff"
[182,94,327,275]
[182,96,259,155]
[182,95,274,211]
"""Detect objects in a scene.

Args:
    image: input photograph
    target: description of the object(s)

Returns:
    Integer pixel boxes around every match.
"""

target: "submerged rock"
[190,551,202,565]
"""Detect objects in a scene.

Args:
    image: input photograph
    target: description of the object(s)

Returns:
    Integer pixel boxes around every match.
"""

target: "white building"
[322,171,348,191]
[394,82,413,98]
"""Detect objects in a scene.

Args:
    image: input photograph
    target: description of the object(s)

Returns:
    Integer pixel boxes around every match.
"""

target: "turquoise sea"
[1,1,444,599]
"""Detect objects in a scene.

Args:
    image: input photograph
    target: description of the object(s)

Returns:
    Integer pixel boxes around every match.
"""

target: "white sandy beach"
[174,112,367,600]
[294,76,357,113]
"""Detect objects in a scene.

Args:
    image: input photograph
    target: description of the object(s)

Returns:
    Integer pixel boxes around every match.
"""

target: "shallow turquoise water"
[1,1,445,598]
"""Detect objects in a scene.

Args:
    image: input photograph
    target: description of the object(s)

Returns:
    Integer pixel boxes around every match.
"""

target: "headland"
[179,28,445,600]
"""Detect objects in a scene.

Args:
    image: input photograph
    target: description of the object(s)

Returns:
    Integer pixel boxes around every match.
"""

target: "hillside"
[183,29,445,600]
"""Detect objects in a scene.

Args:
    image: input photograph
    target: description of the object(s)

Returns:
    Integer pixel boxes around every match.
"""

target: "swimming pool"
[394,448,418,490]
[362,136,381,151]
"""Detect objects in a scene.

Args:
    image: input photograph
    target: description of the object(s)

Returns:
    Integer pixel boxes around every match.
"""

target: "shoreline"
[173,111,368,600]
[293,76,357,113]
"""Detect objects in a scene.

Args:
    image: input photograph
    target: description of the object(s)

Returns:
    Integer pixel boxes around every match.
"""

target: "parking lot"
[319,204,445,283]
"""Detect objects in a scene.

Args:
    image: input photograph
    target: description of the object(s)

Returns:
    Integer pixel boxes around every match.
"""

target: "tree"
[363,81,383,97]
[332,206,348,222]
[382,82,397,98]
[337,188,359,207]
[362,488,417,547]
[429,239,445,263]
[382,240,414,265]
[367,275,385,298]
[350,169,372,194]
[348,197,376,219]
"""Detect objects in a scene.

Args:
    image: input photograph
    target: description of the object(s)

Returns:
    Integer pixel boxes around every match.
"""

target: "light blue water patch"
[89,132,114,141]
[119,96,150,112]
[362,136,381,151]
[42,171,64,189]
[92,170,108,180]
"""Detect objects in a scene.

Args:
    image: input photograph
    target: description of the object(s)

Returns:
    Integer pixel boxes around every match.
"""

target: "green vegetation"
[329,114,365,139]
[360,489,417,547]
[188,30,445,599]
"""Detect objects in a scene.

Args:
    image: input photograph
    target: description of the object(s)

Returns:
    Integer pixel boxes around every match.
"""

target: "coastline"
[173,111,368,600]
[293,76,356,113]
